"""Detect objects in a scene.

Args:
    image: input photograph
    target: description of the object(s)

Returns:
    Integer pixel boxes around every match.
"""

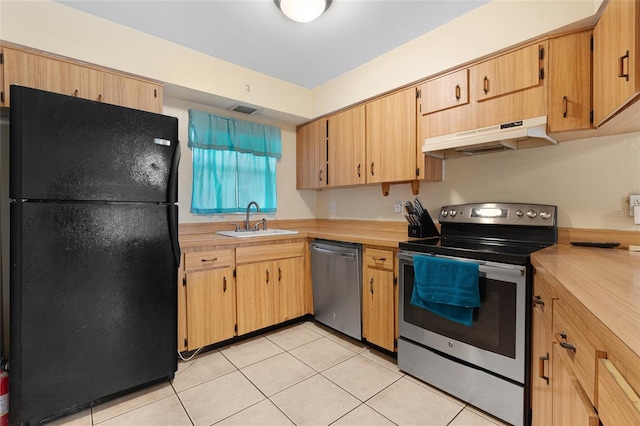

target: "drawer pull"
[533,295,545,306]
[483,76,490,94]
[201,257,218,263]
[373,257,387,262]
[558,332,577,352]
[539,353,550,385]
[455,84,461,100]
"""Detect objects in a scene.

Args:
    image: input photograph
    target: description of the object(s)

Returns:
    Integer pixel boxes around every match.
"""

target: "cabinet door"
[593,0,640,126]
[418,68,469,115]
[84,68,163,113]
[236,261,276,335]
[185,267,235,350]
[531,308,553,426]
[276,256,305,323]
[366,88,417,183]
[548,31,593,132]
[552,344,599,426]
[473,43,543,101]
[327,105,366,187]
[362,267,395,352]
[296,119,327,189]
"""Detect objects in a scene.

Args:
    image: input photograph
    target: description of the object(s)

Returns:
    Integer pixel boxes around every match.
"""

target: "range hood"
[422,115,557,157]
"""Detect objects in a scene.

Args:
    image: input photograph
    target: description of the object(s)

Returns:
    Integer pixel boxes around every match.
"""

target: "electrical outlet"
[630,195,640,215]
[394,202,403,213]
[330,203,336,213]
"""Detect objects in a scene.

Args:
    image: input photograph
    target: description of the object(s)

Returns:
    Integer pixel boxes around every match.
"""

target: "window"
[188,109,281,214]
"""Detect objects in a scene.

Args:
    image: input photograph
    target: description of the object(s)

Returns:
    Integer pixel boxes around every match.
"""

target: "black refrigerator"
[5,85,180,424]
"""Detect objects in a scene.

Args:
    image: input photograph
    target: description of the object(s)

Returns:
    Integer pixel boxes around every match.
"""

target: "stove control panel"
[439,203,557,226]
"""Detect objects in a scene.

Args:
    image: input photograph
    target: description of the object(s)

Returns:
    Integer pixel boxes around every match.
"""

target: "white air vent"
[227,103,259,115]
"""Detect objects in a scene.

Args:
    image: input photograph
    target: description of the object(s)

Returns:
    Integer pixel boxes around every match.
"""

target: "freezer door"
[10,85,179,203]
[9,202,178,424]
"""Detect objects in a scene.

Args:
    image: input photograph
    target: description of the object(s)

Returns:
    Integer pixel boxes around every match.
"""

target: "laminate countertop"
[531,244,640,359]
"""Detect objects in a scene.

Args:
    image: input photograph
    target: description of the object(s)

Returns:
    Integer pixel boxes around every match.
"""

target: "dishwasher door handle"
[310,246,357,258]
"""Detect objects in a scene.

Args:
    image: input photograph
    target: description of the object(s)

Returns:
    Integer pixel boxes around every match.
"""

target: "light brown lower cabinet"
[185,267,236,350]
[531,308,553,426]
[551,344,599,426]
[361,247,396,352]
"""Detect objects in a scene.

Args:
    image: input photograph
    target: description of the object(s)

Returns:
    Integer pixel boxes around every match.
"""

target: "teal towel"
[411,255,480,327]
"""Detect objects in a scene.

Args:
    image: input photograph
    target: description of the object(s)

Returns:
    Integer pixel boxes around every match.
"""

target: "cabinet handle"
[483,76,490,94]
[223,276,227,292]
[370,162,375,176]
[369,277,374,294]
[373,256,386,262]
[278,267,282,282]
[265,269,270,284]
[319,169,323,182]
[533,295,545,306]
[558,332,576,353]
[98,94,103,102]
[455,84,461,100]
[619,50,630,81]
[357,163,361,177]
[562,96,568,118]
[539,353,549,385]
[74,89,79,97]
[201,257,218,263]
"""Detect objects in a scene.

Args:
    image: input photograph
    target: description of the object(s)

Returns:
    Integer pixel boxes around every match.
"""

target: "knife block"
[407,209,440,238]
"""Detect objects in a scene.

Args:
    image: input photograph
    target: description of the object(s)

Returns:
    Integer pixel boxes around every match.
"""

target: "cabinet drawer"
[364,248,394,270]
[532,269,556,332]
[553,300,603,405]
[236,242,305,264]
[184,249,233,271]
[598,358,640,426]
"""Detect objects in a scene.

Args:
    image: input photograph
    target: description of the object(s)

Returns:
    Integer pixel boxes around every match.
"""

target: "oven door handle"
[479,264,525,277]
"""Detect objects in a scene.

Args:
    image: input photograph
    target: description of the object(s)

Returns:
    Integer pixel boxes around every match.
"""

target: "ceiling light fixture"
[274,0,332,23]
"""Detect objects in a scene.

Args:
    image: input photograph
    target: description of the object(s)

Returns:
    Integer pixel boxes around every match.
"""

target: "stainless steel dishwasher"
[310,240,362,340]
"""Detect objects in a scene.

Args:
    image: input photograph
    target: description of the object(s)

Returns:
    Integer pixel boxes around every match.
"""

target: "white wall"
[162,98,316,223]
[315,132,640,231]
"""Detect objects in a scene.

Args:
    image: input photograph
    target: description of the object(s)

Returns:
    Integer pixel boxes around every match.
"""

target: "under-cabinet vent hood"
[423,115,557,157]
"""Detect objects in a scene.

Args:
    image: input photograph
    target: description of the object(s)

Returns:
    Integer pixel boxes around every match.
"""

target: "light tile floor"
[50,321,509,426]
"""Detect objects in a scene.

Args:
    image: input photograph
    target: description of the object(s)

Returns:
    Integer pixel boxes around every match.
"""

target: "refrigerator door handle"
[169,205,181,267]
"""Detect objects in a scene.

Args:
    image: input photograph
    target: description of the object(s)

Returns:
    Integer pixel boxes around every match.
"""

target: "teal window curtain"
[188,109,281,214]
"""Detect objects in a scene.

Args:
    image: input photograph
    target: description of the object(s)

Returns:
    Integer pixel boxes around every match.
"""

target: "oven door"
[398,250,527,384]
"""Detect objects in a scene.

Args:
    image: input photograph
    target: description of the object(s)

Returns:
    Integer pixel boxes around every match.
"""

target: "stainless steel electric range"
[397,202,557,426]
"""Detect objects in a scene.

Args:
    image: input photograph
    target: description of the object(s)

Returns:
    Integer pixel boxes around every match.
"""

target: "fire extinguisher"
[0,367,8,426]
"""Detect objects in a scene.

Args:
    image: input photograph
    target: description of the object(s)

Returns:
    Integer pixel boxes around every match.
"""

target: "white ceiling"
[56,0,488,89]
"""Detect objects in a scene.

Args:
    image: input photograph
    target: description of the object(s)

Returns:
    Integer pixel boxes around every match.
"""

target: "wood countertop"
[178,219,414,250]
[532,244,640,358]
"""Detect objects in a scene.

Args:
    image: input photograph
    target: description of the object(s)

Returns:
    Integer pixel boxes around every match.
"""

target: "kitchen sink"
[215,229,299,238]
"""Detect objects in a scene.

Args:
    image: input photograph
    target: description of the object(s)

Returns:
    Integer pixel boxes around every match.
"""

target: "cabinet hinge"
[183,276,187,286]
[0,53,4,64]
[394,338,398,349]
[539,68,544,81]
[0,92,4,104]
[393,276,398,286]
[154,88,157,98]
[184,338,188,347]
[233,269,236,278]
[234,324,238,333]
[538,46,545,60]
[590,36,594,51]
[415,168,420,177]
[590,110,594,124]
[416,88,421,99]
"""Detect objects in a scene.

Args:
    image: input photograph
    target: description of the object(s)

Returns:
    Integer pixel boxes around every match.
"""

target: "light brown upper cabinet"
[1,44,163,113]
[593,0,640,127]
[470,41,547,128]
[327,105,366,187]
[365,88,417,183]
[548,30,593,133]
[296,118,327,190]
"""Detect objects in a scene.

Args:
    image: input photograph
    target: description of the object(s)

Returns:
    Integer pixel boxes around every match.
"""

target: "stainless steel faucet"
[245,201,260,230]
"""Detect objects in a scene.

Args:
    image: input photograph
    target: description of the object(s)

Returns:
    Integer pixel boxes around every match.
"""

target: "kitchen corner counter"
[531,244,640,359]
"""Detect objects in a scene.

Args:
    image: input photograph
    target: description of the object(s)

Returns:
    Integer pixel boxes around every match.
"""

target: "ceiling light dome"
[275,0,331,23]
